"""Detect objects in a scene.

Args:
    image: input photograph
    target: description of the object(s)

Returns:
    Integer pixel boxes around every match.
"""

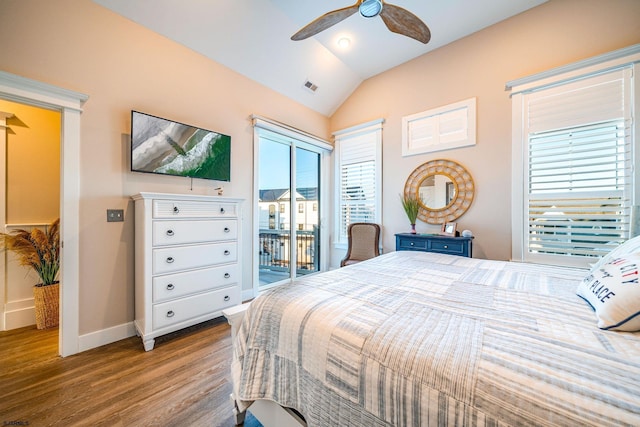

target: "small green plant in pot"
[400,194,420,234]
[1,218,60,329]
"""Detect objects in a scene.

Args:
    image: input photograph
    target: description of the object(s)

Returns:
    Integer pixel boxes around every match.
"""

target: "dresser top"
[131,192,244,203]
[395,233,473,240]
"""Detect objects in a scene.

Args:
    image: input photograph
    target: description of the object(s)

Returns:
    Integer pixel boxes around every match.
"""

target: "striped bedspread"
[231,251,640,426]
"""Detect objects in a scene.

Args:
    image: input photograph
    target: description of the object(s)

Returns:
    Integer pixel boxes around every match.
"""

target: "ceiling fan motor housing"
[359,0,383,18]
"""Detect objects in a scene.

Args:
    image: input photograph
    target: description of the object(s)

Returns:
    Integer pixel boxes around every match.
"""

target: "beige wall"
[0,0,329,335]
[1,100,61,223]
[330,0,640,261]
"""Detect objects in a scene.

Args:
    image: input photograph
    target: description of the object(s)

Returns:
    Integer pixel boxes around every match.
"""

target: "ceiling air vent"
[302,79,318,93]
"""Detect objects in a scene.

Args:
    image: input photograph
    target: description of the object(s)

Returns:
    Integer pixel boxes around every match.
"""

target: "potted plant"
[400,194,420,234]
[1,218,60,329]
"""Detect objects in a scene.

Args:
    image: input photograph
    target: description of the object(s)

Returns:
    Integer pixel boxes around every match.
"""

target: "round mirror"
[404,159,474,225]
[417,173,456,210]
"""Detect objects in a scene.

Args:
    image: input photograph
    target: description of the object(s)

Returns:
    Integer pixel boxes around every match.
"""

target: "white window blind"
[334,120,383,245]
[519,68,634,264]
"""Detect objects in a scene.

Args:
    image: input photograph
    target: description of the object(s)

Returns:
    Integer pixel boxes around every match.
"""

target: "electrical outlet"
[107,209,124,222]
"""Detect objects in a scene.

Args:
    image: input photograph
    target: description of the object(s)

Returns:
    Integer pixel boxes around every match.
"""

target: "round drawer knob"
[166,257,174,263]
[166,284,174,290]
[444,245,448,249]
[410,242,414,246]
[173,206,179,214]
[223,295,230,302]
[166,310,175,318]
[224,250,230,256]
[220,207,226,214]
[224,227,230,233]
[166,229,174,236]
[224,273,231,279]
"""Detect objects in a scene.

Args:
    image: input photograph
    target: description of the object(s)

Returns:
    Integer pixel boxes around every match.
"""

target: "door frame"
[0,112,10,331]
[0,71,88,357]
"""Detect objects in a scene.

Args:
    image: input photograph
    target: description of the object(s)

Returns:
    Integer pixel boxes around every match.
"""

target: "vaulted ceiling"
[93,0,547,116]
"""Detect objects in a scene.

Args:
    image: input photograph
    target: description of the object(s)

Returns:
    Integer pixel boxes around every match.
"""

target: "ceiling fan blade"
[291,3,360,41]
[380,3,431,44]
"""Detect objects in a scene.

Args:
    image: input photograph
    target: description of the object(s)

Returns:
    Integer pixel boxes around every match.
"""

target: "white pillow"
[590,235,640,272]
[577,254,640,331]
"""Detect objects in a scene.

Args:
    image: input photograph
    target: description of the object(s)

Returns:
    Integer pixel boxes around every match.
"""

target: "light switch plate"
[107,209,124,222]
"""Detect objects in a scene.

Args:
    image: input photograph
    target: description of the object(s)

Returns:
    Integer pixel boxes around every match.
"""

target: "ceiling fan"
[291,0,431,44]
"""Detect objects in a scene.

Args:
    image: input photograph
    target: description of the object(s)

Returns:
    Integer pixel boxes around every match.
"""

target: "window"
[510,47,639,267]
[334,119,383,245]
[298,203,303,213]
[401,97,476,156]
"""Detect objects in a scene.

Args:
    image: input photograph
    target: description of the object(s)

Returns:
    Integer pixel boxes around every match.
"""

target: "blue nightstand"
[395,233,473,258]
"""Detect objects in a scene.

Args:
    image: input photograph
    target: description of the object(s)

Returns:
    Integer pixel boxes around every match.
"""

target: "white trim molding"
[506,43,640,94]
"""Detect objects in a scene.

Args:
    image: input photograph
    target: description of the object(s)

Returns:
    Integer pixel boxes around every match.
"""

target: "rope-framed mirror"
[403,159,474,225]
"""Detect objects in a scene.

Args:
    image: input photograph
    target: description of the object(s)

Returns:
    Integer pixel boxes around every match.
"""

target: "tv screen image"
[131,110,231,181]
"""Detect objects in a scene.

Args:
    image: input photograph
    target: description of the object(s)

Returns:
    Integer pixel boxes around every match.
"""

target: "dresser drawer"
[153,264,239,303]
[153,199,237,219]
[396,235,428,251]
[429,239,466,256]
[152,285,241,329]
[153,242,237,274]
[153,219,237,246]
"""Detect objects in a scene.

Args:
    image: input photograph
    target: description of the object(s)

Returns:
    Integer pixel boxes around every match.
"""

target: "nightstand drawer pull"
[220,207,226,214]
[224,250,231,256]
[410,242,415,246]
[173,206,179,214]
[444,245,448,249]
[224,227,230,233]
[166,257,175,263]
[166,229,174,236]
[224,295,230,302]
[224,272,231,278]
[166,284,174,290]
[166,310,175,318]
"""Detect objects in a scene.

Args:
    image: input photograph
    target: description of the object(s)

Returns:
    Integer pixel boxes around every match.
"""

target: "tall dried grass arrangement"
[1,218,60,286]
[400,194,420,225]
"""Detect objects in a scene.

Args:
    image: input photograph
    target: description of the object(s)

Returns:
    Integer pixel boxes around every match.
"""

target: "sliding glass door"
[256,127,325,290]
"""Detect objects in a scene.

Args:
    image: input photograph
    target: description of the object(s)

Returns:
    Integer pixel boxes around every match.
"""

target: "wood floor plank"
[0,317,263,426]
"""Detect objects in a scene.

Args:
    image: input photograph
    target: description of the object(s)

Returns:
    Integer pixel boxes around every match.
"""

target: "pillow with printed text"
[577,254,640,331]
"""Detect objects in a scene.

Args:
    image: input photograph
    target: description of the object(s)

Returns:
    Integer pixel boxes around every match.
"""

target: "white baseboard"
[4,306,35,330]
[78,321,137,352]
[4,298,35,330]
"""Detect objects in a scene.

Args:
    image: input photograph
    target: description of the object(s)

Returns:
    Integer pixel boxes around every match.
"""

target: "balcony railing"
[259,228,319,275]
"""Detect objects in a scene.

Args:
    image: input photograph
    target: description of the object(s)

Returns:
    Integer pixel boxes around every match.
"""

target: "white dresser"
[132,192,243,351]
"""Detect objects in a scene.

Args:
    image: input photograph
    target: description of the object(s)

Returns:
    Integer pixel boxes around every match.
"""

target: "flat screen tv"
[130,110,231,181]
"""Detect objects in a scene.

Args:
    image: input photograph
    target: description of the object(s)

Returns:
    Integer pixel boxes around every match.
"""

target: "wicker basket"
[33,282,59,329]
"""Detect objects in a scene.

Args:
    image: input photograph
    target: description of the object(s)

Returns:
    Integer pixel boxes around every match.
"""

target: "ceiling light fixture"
[359,0,383,18]
[337,37,351,49]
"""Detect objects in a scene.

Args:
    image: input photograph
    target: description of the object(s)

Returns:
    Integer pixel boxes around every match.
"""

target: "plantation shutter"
[334,120,383,245]
[524,68,633,262]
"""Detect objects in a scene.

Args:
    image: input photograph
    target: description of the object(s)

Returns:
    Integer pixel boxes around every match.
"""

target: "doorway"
[0,70,87,357]
[252,116,332,295]
[0,100,60,334]
[257,138,321,288]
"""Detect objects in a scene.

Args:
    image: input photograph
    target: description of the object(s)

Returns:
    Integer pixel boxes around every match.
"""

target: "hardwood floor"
[0,317,262,426]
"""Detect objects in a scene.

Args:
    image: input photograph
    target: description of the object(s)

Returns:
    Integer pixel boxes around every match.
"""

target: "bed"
[226,250,640,426]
